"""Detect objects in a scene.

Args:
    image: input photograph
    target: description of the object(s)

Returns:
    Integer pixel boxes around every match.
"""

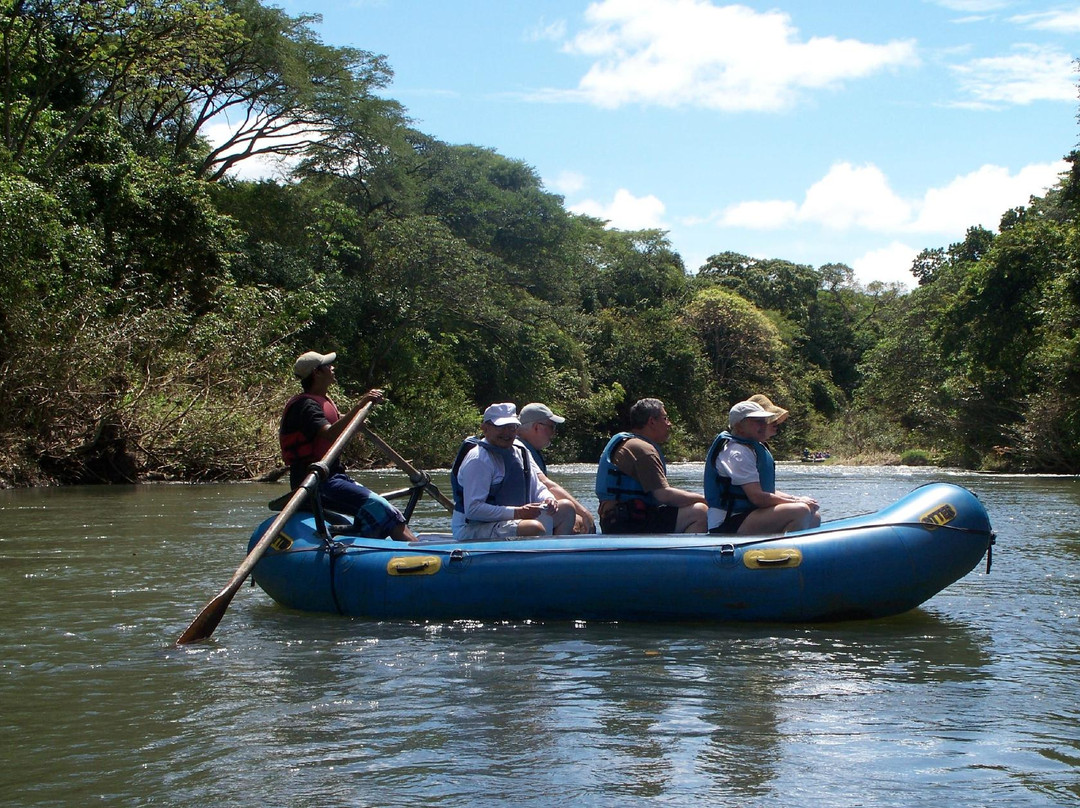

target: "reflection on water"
[1,467,1079,806]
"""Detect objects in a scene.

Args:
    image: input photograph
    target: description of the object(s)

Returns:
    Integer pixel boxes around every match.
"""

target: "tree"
[1,0,241,173]
[804,263,901,400]
[910,247,945,286]
[681,286,786,399]
[186,0,405,182]
[580,226,689,312]
[697,251,820,322]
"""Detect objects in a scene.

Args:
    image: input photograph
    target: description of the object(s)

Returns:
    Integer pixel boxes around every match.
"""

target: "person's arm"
[322,389,385,443]
[538,471,596,532]
[458,449,523,522]
[628,440,706,507]
[651,485,707,507]
[526,461,554,505]
[721,446,818,511]
[741,482,820,511]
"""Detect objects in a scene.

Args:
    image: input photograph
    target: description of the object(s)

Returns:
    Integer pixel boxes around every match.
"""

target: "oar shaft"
[176,401,375,645]
[359,424,454,512]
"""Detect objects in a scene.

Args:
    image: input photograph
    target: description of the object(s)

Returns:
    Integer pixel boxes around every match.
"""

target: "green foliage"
[814,408,909,462]
[3,0,1080,484]
[899,449,933,466]
[583,306,713,436]
[581,227,690,312]
[681,286,785,395]
[697,251,820,321]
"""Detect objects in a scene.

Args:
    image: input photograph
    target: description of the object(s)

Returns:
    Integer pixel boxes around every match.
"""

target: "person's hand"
[515,503,545,519]
[573,511,596,534]
[361,388,385,405]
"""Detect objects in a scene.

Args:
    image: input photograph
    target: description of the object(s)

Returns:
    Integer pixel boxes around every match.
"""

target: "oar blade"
[175,588,233,645]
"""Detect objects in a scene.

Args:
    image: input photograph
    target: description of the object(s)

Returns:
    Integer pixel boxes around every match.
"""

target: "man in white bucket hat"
[704,399,820,535]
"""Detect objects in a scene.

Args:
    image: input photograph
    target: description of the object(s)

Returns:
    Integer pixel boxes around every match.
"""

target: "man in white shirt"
[705,400,820,535]
[450,402,575,540]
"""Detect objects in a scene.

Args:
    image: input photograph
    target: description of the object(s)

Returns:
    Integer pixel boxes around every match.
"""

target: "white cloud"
[546,170,587,195]
[798,163,911,230]
[528,17,568,41]
[951,44,1077,106]
[569,188,667,229]
[910,161,1066,232]
[716,158,1067,236]
[932,0,1010,12]
[720,199,798,228]
[558,0,917,110]
[851,242,921,288]
[1010,9,1080,32]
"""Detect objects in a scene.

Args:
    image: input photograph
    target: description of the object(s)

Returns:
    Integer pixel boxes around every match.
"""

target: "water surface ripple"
[1,465,1078,806]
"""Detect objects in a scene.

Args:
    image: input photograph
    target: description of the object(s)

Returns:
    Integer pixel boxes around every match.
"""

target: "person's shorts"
[708,511,750,535]
[458,512,554,540]
[599,499,679,534]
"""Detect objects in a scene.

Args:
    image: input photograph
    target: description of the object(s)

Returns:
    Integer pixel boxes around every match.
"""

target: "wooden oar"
[359,424,454,513]
[175,401,375,645]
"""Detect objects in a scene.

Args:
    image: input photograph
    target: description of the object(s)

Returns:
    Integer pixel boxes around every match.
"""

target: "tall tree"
[1,0,240,173]
[697,251,820,322]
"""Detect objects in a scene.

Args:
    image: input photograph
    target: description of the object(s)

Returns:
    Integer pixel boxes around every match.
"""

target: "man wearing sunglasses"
[517,403,596,534]
[450,402,575,540]
[595,398,707,534]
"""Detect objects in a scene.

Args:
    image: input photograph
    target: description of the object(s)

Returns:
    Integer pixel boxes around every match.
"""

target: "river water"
[1,464,1078,807]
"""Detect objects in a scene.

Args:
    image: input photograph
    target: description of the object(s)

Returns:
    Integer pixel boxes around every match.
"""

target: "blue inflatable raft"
[248,482,994,623]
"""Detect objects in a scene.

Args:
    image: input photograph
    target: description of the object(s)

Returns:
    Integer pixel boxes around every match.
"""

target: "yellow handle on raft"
[387,556,443,576]
[743,548,803,568]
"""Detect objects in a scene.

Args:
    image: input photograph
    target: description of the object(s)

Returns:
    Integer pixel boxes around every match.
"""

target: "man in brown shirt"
[594,398,707,534]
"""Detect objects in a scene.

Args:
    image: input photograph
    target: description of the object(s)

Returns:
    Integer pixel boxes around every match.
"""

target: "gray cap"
[519,403,566,426]
[293,351,336,379]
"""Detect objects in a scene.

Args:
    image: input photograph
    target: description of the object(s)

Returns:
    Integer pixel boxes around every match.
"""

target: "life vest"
[450,437,532,518]
[522,441,547,474]
[704,431,775,519]
[594,432,666,506]
[279,393,339,466]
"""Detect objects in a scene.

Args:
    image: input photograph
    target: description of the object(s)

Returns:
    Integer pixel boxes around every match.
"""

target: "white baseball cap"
[482,402,521,426]
[729,400,775,428]
[293,351,336,379]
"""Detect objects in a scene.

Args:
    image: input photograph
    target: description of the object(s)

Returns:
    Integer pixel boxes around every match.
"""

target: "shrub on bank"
[899,449,933,466]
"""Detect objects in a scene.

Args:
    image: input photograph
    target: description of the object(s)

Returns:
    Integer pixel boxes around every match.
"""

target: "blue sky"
[260,0,1078,287]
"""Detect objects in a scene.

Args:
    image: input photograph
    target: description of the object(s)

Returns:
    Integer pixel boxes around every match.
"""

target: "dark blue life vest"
[522,441,547,474]
[594,432,666,506]
[704,431,775,518]
[451,437,532,517]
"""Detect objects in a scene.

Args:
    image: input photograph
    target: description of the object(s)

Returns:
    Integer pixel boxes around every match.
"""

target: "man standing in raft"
[451,402,576,540]
[516,402,596,534]
[595,398,708,534]
[705,400,821,535]
[279,350,415,541]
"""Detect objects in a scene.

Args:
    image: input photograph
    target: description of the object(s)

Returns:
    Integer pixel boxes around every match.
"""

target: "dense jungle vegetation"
[2,0,1079,486]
